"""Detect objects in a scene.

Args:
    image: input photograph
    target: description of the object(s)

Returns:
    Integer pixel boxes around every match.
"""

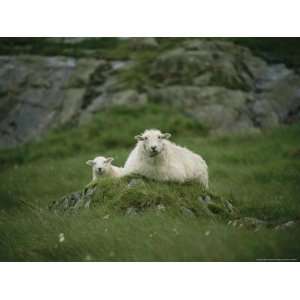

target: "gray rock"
[0,56,106,148]
[49,184,97,212]
[275,220,298,230]
[149,86,257,133]
[151,40,267,91]
[181,207,195,217]
[126,207,138,216]
[231,217,268,230]
[127,178,145,188]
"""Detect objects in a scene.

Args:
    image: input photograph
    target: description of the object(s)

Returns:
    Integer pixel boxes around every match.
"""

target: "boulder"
[150,40,267,91]
[149,86,256,133]
[0,56,106,148]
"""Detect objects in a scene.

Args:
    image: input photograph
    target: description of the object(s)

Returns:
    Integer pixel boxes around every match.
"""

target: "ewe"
[86,156,124,180]
[123,129,209,188]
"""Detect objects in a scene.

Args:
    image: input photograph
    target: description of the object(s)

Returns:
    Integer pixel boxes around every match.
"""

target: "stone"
[126,207,138,216]
[230,217,268,230]
[150,40,267,91]
[275,220,298,230]
[0,56,105,148]
[59,88,85,125]
[127,178,145,188]
[181,207,196,217]
[149,86,256,133]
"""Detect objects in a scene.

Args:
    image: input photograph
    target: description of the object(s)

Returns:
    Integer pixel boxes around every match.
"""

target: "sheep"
[86,156,124,180]
[123,129,209,188]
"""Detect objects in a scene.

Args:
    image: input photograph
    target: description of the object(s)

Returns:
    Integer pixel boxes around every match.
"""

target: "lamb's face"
[86,156,114,176]
[135,129,171,157]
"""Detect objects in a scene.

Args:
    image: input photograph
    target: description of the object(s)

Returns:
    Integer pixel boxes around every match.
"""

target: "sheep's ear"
[162,132,171,139]
[135,134,144,141]
[105,157,114,164]
[86,160,94,166]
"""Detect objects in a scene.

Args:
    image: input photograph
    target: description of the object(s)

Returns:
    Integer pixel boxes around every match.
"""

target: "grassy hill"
[0,104,300,261]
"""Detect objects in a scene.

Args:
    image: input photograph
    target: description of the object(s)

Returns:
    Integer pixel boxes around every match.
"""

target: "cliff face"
[1,38,300,148]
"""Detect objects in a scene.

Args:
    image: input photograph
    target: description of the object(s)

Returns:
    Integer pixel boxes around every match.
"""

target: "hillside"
[0,105,300,261]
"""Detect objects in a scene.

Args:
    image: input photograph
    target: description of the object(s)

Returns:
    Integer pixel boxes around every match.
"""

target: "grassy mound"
[50,177,237,220]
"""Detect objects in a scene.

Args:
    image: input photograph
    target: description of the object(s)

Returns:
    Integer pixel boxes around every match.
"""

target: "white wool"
[123,129,209,188]
[86,156,124,180]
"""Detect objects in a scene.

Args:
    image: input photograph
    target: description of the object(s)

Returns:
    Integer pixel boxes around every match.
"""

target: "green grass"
[0,104,300,261]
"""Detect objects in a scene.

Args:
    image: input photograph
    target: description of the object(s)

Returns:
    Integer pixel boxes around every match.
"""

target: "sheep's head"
[86,156,114,176]
[135,129,171,157]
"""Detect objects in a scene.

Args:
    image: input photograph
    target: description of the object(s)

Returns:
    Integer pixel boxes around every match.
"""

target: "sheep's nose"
[151,146,157,151]
[97,168,102,172]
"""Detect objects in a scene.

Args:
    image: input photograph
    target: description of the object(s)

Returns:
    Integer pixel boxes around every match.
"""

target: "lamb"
[123,129,209,188]
[86,156,124,180]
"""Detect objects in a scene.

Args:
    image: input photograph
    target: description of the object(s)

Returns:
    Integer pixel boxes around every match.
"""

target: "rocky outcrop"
[148,40,300,133]
[0,56,104,148]
[150,40,267,91]
[1,39,300,148]
[0,56,124,148]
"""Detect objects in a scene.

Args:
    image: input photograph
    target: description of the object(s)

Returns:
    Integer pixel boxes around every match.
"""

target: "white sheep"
[123,129,209,188]
[86,156,124,180]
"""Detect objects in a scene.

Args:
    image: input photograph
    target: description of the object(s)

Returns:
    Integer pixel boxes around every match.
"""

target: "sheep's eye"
[158,136,162,139]
[144,137,148,140]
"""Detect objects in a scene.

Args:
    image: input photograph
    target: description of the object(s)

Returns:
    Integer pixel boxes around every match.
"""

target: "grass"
[0,104,300,261]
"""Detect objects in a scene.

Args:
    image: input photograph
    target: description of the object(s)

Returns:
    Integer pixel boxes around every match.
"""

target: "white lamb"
[86,156,124,180]
[123,129,209,188]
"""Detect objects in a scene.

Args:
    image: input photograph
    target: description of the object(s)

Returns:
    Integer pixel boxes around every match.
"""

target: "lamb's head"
[135,129,171,157]
[86,156,114,177]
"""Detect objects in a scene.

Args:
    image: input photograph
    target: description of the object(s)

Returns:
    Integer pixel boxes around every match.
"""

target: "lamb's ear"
[86,160,94,166]
[105,157,114,164]
[162,132,172,139]
[135,134,144,141]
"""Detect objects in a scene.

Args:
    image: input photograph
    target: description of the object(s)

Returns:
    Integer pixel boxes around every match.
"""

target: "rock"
[0,56,105,148]
[126,207,138,216]
[230,217,268,230]
[150,86,257,133]
[275,220,299,230]
[230,217,300,231]
[198,194,237,218]
[49,184,97,213]
[127,178,145,188]
[59,88,85,124]
[150,40,267,91]
[198,195,214,205]
[109,90,148,107]
[181,207,196,217]
[64,59,107,88]
[249,63,300,128]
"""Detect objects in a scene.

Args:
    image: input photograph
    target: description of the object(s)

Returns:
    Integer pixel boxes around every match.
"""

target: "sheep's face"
[86,156,114,176]
[135,129,171,157]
